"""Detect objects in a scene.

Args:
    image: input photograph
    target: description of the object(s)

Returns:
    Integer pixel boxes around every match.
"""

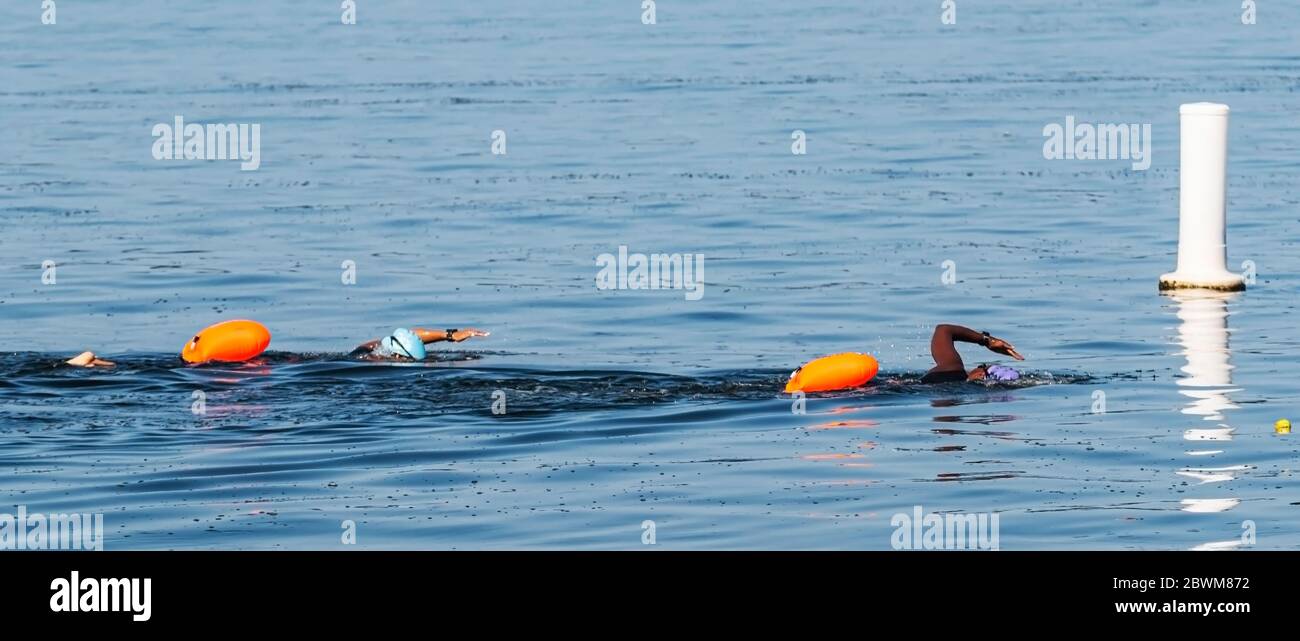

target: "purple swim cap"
[985,365,1020,382]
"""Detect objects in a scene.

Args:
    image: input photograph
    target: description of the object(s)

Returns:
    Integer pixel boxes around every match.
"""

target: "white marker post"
[1159,103,1245,291]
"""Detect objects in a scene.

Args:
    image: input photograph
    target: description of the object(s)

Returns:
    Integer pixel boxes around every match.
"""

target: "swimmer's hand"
[66,351,115,368]
[448,328,489,342]
[985,337,1024,361]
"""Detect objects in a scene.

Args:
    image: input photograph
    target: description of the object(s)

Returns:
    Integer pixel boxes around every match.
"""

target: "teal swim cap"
[381,328,426,360]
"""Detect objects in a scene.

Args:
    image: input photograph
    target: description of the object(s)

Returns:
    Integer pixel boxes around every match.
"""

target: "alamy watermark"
[891,505,999,550]
[940,259,957,285]
[0,505,104,551]
[152,116,262,171]
[1043,115,1151,170]
[641,1,657,25]
[596,246,704,301]
[50,571,150,622]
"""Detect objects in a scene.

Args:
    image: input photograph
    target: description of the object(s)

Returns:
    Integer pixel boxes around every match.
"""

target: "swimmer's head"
[381,328,426,360]
[970,363,1019,382]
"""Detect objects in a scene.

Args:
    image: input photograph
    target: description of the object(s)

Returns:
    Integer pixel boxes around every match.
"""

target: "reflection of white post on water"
[1171,291,1240,423]
[1168,290,1243,519]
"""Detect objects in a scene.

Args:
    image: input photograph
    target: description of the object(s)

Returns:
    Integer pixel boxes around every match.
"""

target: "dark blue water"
[2,1,1298,549]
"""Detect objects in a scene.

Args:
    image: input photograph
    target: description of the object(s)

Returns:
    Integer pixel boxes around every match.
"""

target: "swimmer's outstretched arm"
[352,328,490,353]
[926,324,1023,375]
[66,351,115,368]
[412,328,490,344]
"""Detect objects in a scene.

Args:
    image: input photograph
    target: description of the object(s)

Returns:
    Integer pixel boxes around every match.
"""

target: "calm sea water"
[2,1,1298,549]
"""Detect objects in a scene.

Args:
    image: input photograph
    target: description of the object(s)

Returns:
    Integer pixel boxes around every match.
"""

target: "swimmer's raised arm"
[412,328,490,344]
[926,324,1023,376]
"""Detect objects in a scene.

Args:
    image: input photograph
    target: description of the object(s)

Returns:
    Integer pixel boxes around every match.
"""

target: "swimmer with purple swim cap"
[920,324,1025,383]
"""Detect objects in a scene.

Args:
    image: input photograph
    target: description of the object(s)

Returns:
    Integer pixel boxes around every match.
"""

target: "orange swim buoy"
[181,319,271,364]
[784,352,879,393]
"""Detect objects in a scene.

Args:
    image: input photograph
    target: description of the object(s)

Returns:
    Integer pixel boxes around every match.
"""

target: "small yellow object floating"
[1276,419,1291,435]
[784,353,879,393]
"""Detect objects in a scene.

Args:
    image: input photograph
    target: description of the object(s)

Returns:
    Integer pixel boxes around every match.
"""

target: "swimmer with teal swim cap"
[351,326,490,361]
[920,324,1024,383]
[378,328,427,360]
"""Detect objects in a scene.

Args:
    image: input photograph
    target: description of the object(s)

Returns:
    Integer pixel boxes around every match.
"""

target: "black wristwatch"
[981,331,991,346]
[445,328,458,341]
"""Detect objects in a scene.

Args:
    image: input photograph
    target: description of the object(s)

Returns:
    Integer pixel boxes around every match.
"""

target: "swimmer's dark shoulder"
[920,369,967,384]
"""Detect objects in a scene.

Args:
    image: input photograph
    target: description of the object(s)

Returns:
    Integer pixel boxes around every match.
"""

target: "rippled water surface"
[2,1,1298,549]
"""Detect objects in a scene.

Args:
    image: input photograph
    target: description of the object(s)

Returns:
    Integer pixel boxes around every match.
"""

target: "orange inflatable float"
[784,353,879,393]
[181,319,271,364]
